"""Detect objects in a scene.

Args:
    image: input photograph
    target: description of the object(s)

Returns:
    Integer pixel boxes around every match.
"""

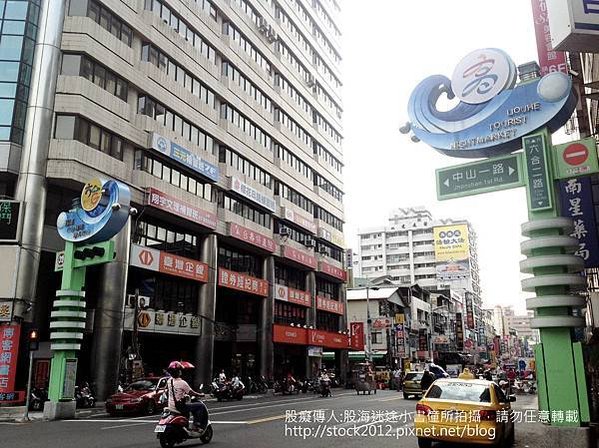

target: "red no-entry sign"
[563,143,589,166]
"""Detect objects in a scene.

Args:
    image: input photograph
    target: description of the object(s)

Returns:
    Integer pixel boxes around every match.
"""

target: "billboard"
[531,0,568,76]
[434,224,470,287]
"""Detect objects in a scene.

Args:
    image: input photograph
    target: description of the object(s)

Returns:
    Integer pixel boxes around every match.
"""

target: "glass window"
[2,20,25,35]
[111,136,123,160]
[0,61,18,82]
[0,35,23,60]
[93,64,105,88]
[105,71,116,95]
[61,54,81,76]
[88,124,101,149]
[4,1,28,20]
[101,129,111,154]
[0,99,14,126]
[54,115,76,139]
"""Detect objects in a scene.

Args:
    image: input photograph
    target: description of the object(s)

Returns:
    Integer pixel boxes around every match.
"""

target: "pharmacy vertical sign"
[523,133,553,211]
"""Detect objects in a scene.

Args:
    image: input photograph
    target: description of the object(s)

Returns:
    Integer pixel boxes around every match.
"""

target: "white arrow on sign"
[444,179,450,187]
[508,166,515,176]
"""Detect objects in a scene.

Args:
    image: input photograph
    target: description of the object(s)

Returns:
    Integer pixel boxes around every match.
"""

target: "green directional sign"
[523,132,552,211]
[436,153,524,200]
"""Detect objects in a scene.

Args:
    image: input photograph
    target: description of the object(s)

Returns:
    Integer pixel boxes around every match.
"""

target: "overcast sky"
[340,0,556,313]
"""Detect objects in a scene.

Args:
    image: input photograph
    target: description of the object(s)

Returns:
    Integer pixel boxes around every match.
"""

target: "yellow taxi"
[414,376,515,447]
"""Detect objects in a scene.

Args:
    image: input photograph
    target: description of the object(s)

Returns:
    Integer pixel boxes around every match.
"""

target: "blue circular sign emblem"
[57,178,131,243]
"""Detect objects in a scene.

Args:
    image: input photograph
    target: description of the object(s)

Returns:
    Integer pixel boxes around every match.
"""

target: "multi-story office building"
[0,0,346,399]
[356,207,484,349]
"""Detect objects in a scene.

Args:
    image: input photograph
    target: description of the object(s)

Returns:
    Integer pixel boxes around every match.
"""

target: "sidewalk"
[512,394,597,448]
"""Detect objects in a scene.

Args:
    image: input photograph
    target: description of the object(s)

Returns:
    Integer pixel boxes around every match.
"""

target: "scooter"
[75,385,96,408]
[319,379,331,397]
[155,392,213,447]
[29,387,47,411]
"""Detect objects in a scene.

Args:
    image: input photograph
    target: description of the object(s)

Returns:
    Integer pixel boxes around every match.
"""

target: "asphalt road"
[0,389,539,448]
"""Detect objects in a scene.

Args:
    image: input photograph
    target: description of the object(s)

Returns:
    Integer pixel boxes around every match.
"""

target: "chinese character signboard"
[316,296,344,315]
[395,324,405,356]
[554,137,599,179]
[150,132,219,182]
[124,308,202,336]
[559,177,599,267]
[146,188,217,229]
[546,0,599,52]
[229,223,276,253]
[531,0,568,76]
[465,292,475,329]
[130,244,209,282]
[455,313,464,351]
[349,322,365,351]
[282,246,317,269]
[308,329,348,349]
[230,177,276,212]
[523,133,553,211]
[318,261,347,281]
[282,206,317,234]
[0,301,12,322]
[218,268,268,297]
[0,200,21,242]
[0,323,20,394]
[434,224,470,287]
[274,283,312,307]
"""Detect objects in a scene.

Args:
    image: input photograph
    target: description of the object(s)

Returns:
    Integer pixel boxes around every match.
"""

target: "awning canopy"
[322,351,388,361]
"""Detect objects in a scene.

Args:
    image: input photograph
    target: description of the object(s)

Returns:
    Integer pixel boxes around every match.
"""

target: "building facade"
[0,0,346,399]
[355,207,484,350]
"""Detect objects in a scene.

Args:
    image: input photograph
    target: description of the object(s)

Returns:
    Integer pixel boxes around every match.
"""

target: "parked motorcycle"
[75,384,96,408]
[211,379,244,401]
[255,376,268,394]
[319,379,331,398]
[29,387,48,412]
[155,393,213,447]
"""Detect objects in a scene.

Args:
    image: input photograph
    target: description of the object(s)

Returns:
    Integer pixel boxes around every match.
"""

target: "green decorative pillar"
[520,128,590,426]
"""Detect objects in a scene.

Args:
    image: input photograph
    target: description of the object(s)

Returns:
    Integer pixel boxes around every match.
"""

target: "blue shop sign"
[151,133,219,182]
[407,48,577,158]
[559,176,599,268]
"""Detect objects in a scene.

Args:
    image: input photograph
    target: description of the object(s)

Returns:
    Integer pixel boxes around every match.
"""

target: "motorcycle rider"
[319,369,331,396]
[166,361,208,434]
[218,369,227,384]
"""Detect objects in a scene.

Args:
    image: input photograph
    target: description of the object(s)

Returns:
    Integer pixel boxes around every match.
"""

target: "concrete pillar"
[307,271,318,376]
[194,234,217,387]
[12,0,65,320]
[90,220,131,400]
[338,282,348,385]
[259,256,274,379]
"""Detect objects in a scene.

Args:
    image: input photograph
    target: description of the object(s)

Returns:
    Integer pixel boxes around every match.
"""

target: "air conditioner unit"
[258,17,268,32]
[306,74,315,88]
[266,26,277,44]
[278,226,290,237]
[127,294,151,309]
[304,239,316,248]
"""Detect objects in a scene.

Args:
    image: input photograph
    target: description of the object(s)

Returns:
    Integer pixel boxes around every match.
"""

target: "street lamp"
[364,275,393,364]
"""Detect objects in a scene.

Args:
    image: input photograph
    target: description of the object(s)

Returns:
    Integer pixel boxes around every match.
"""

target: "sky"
[340,0,553,313]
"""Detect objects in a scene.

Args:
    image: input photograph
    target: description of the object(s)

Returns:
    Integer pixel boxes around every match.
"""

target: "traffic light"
[28,329,39,351]
[72,240,116,268]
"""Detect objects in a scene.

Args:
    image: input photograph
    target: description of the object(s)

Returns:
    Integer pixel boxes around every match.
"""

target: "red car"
[106,377,168,416]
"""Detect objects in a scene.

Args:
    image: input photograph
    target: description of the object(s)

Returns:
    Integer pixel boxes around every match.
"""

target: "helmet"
[168,361,183,371]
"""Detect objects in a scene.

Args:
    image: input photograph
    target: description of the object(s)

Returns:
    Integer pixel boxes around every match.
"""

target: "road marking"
[101,422,150,430]
[246,414,285,424]
[377,396,407,402]
[210,393,353,416]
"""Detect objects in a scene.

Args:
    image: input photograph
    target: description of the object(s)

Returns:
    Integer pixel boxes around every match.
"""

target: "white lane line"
[100,420,251,430]
[101,422,150,430]
[377,396,408,402]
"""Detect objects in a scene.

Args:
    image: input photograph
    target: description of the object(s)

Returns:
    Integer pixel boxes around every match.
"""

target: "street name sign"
[523,133,553,211]
[436,153,524,200]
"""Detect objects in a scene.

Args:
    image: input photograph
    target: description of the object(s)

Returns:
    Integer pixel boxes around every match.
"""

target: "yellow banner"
[433,224,469,262]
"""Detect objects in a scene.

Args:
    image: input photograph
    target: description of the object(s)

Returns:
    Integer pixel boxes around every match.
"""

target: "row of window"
[276,40,310,86]
[277,7,312,62]
[315,143,342,174]
[313,0,341,39]
[275,264,307,290]
[275,302,307,326]
[221,103,273,152]
[276,107,312,148]
[316,278,340,300]
[188,0,218,21]
[314,112,342,145]
[218,146,273,189]
[54,114,123,160]
[316,207,343,232]
[132,273,199,315]
[218,245,262,278]
[138,95,216,155]
[277,182,314,215]
[135,151,213,202]
[316,312,340,332]
[136,218,199,259]
[218,191,272,230]
[276,221,311,246]
[142,43,216,108]
[67,0,132,46]
[222,61,272,114]
[275,72,312,117]
[61,53,128,101]
[277,144,312,180]
[223,22,272,76]
[316,240,343,262]
[144,0,216,64]
[315,84,342,118]
[231,0,260,28]
[314,52,341,91]
[314,173,342,202]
